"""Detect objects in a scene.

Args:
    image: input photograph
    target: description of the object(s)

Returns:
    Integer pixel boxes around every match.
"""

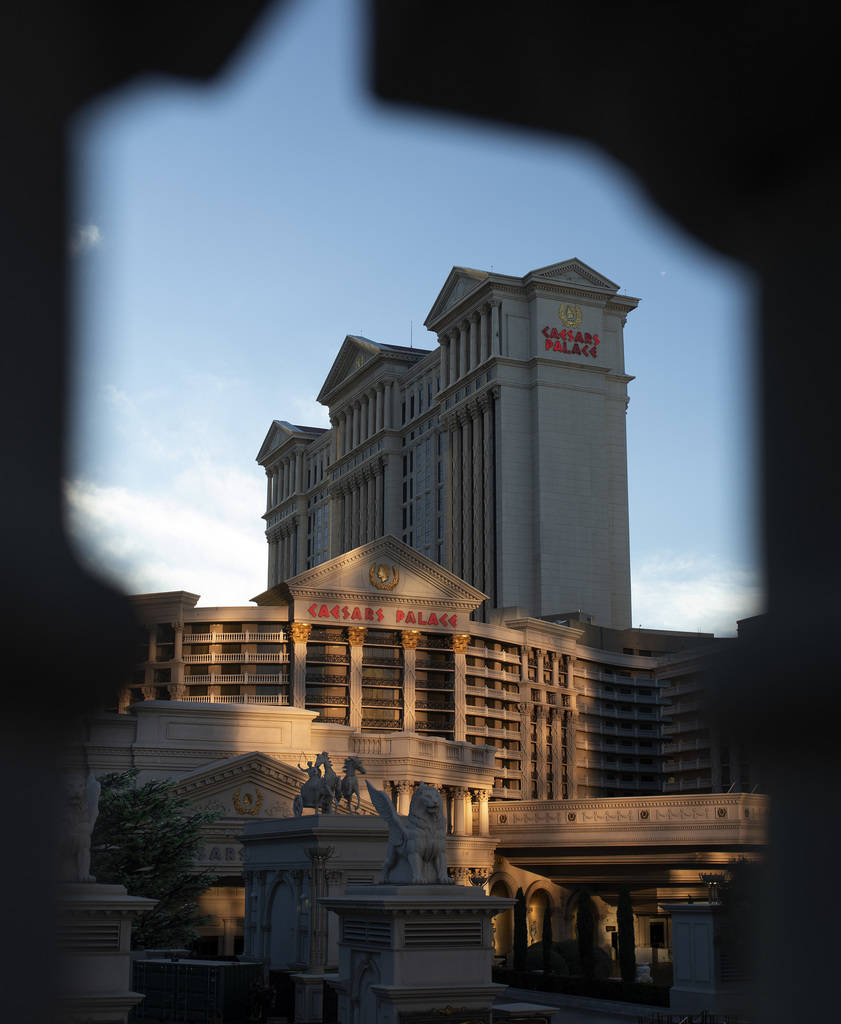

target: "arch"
[266,872,299,968]
[489,877,514,956]
[525,885,554,946]
[351,955,381,1024]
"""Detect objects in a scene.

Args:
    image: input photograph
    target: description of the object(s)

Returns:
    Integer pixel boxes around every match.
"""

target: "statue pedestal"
[322,884,514,1024]
[56,882,156,1023]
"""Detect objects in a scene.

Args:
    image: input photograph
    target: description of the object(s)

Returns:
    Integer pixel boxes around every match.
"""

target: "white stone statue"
[59,772,101,882]
[365,780,452,885]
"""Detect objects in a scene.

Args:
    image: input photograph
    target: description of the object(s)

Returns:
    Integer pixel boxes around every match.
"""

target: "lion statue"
[365,780,452,885]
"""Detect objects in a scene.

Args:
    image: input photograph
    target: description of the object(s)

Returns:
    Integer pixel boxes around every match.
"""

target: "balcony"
[308,653,349,664]
[362,654,402,666]
[415,700,453,711]
[183,631,286,644]
[662,718,707,737]
[362,718,402,729]
[416,721,453,732]
[466,724,520,739]
[362,697,402,707]
[305,694,348,705]
[182,651,290,664]
[179,694,289,705]
[184,673,287,684]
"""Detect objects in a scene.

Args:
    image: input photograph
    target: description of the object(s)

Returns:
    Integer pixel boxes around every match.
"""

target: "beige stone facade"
[258,258,638,628]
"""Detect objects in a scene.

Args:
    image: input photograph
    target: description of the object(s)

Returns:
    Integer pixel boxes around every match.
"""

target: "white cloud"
[70,224,103,255]
[64,473,267,606]
[631,553,764,637]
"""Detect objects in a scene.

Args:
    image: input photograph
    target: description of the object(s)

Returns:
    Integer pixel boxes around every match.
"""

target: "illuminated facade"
[257,259,639,628]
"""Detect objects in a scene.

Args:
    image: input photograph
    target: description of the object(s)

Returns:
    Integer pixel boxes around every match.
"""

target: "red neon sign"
[541,326,600,358]
[305,603,458,628]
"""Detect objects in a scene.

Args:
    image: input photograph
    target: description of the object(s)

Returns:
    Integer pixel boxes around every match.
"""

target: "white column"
[396,781,413,815]
[449,329,458,382]
[451,422,462,576]
[520,701,532,798]
[295,451,302,493]
[375,468,384,539]
[289,623,311,707]
[535,703,548,799]
[402,630,417,732]
[491,302,501,356]
[469,313,479,369]
[478,789,490,836]
[348,626,365,731]
[440,336,449,388]
[461,413,472,583]
[375,386,383,432]
[551,652,560,686]
[480,306,490,362]
[368,392,375,437]
[482,395,494,606]
[471,407,483,593]
[453,788,467,835]
[384,382,392,428]
[459,321,469,376]
[452,634,468,742]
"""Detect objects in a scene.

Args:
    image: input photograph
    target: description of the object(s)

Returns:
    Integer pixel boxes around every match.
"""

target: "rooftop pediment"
[257,420,325,465]
[283,536,487,631]
[317,336,428,407]
[424,266,490,328]
[525,258,620,293]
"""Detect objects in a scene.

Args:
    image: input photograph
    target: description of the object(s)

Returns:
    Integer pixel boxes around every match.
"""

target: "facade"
[120,537,727,802]
[257,258,639,628]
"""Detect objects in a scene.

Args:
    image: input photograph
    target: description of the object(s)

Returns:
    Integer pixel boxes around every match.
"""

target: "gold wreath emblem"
[558,303,583,329]
[369,563,399,591]
[232,787,263,816]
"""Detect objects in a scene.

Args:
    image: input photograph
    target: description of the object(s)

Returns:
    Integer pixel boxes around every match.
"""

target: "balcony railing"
[362,697,402,707]
[183,631,286,643]
[183,652,290,664]
[306,694,348,705]
[415,701,454,711]
[179,694,289,705]
[416,721,453,732]
[184,674,287,684]
[362,655,402,666]
[362,718,402,729]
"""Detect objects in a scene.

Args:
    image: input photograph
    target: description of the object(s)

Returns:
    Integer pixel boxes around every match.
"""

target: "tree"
[90,769,220,949]
[575,889,596,979]
[541,895,553,974]
[513,887,528,970]
[617,887,637,983]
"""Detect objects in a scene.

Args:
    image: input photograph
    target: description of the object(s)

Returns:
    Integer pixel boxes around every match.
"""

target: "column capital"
[451,633,470,653]
[401,630,420,649]
[173,621,183,633]
[347,626,367,646]
[469,310,481,323]
[289,622,312,644]
[396,780,414,795]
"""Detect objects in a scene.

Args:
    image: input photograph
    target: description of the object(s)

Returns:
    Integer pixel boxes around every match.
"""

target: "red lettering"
[582,345,589,357]
[319,605,330,618]
[448,614,458,628]
[584,332,592,344]
[591,347,598,358]
[575,331,584,344]
[553,340,562,351]
[592,333,600,345]
[562,342,569,352]
[376,609,384,622]
[365,607,374,621]
[542,326,552,338]
[551,327,560,339]
[406,611,416,624]
[572,343,581,354]
[308,604,317,617]
[545,339,553,351]
[417,612,427,625]
[428,612,439,626]
[331,605,340,619]
[351,607,361,620]
[342,606,350,619]
[396,610,405,623]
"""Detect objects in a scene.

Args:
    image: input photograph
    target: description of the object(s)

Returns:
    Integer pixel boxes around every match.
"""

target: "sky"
[65,0,763,636]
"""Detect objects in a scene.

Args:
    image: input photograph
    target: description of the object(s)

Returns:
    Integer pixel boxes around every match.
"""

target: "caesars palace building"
[84,259,764,959]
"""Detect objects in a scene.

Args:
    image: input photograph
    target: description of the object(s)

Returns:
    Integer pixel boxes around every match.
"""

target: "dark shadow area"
[2,1,836,1021]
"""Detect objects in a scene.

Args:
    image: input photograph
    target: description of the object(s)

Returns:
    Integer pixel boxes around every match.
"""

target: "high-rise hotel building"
[258,259,638,628]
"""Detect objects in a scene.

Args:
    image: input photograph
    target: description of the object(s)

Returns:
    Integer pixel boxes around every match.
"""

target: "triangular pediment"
[256,420,325,465]
[525,258,620,293]
[283,536,487,629]
[317,336,428,407]
[424,266,489,328]
[173,751,305,820]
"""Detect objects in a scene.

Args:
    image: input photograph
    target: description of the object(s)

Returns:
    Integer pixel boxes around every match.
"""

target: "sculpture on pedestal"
[336,756,365,812]
[59,772,101,882]
[365,780,452,884]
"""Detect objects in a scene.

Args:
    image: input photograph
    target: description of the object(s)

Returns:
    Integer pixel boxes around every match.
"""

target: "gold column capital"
[452,633,471,653]
[347,626,367,646]
[289,622,312,644]
[401,630,420,650]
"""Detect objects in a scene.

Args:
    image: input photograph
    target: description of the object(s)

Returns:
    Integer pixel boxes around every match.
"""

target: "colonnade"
[437,302,501,390]
[333,381,393,460]
[266,450,303,510]
[388,779,492,837]
[268,520,299,586]
[443,390,497,607]
[331,459,386,553]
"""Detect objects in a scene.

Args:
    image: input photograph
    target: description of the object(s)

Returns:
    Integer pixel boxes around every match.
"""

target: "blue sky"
[65,0,762,634]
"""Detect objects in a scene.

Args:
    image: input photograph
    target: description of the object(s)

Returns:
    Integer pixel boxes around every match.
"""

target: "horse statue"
[293,756,334,817]
[336,756,365,812]
[316,751,341,804]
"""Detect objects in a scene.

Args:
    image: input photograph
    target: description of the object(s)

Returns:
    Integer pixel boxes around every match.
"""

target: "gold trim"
[369,563,400,591]
[233,787,264,816]
[558,303,583,329]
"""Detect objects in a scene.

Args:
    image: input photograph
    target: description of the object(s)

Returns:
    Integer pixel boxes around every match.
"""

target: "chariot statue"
[336,756,365,812]
[294,754,334,816]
